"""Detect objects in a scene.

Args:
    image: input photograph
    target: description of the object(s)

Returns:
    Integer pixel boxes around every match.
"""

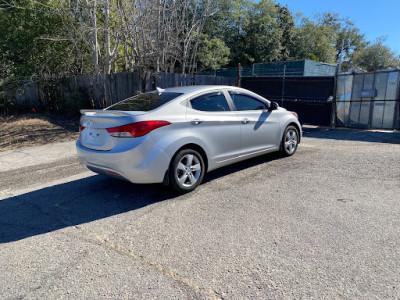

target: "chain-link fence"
[336,71,400,129]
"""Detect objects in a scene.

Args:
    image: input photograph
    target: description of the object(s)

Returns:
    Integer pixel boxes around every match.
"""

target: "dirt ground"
[0,113,80,152]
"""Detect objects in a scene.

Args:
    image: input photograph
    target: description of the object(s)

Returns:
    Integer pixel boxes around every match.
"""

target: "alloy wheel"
[284,129,298,155]
[176,154,202,188]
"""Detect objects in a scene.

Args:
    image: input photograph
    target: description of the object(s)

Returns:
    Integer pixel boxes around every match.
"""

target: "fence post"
[332,65,339,128]
[398,76,400,129]
[281,65,286,107]
[237,63,241,87]
[332,40,344,128]
[398,91,400,129]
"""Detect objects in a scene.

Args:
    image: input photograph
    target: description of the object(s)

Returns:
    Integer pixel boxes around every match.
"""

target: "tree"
[197,34,230,70]
[244,0,283,64]
[0,0,397,79]
[228,0,296,65]
[289,12,369,66]
[352,38,400,71]
[275,4,295,61]
[316,13,368,67]
[291,17,337,63]
[202,0,296,66]
[201,0,251,66]
[0,0,78,79]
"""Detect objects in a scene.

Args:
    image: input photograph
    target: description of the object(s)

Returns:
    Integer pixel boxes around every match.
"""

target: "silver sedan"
[76,85,301,193]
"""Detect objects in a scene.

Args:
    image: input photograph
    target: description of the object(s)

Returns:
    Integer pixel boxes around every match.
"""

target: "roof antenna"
[156,87,165,93]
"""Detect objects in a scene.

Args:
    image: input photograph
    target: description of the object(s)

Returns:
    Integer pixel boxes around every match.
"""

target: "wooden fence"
[1,72,237,113]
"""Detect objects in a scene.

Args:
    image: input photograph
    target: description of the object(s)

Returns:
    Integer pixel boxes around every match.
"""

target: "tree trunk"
[105,0,111,74]
[92,0,99,76]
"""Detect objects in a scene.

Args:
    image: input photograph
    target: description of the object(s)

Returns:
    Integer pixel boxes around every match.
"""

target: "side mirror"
[268,101,279,112]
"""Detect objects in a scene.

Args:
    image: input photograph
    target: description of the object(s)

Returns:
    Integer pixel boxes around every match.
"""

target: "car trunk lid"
[79,110,147,151]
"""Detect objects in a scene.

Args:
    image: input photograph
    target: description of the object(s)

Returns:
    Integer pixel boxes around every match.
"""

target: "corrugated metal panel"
[336,71,400,129]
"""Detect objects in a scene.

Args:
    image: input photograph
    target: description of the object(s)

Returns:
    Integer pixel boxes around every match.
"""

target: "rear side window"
[106,92,182,111]
[190,92,230,112]
[229,92,267,111]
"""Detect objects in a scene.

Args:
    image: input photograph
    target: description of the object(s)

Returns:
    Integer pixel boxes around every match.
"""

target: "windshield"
[106,92,183,111]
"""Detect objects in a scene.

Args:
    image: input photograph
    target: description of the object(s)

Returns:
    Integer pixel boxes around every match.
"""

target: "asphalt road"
[1,127,400,299]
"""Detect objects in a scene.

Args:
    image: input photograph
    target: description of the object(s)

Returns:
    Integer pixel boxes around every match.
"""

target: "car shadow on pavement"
[303,126,400,144]
[0,152,285,244]
[0,176,176,243]
[204,152,283,183]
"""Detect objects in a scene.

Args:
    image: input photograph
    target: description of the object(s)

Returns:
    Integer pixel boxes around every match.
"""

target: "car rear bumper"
[76,136,170,184]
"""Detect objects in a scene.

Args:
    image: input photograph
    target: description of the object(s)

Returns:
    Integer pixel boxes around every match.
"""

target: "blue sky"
[276,0,400,54]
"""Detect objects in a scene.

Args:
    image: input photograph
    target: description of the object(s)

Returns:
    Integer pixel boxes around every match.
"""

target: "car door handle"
[242,118,250,124]
[191,119,204,125]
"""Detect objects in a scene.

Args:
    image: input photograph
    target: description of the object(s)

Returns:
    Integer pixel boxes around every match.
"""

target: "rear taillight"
[79,125,85,132]
[106,121,171,138]
[105,170,120,176]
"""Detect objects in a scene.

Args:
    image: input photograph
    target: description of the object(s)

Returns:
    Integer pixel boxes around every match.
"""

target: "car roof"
[158,85,270,102]
[156,85,242,94]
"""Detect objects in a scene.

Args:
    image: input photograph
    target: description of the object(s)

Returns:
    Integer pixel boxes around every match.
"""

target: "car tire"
[169,149,205,193]
[280,125,299,157]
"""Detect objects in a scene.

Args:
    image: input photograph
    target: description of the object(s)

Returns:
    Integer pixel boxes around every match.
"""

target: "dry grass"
[0,114,80,151]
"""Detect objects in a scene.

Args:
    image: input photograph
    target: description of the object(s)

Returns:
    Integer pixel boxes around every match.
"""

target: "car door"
[228,91,280,155]
[186,91,242,163]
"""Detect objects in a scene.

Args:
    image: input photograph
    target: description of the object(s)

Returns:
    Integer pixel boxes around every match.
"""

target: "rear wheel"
[170,149,205,193]
[280,125,299,156]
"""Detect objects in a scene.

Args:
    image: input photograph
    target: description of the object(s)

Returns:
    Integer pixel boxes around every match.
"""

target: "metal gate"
[336,71,400,129]
[242,76,334,126]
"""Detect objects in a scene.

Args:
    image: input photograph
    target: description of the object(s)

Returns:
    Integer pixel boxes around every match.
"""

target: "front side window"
[190,92,230,112]
[106,92,182,111]
[229,92,267,111]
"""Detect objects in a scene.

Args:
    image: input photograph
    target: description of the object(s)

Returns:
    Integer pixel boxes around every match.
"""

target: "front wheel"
[169,149,205,193]
[280,125,299,156]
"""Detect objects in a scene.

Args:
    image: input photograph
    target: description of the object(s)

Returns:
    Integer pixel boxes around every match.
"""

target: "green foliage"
[202,0,296,66]
[0,0,396,79]
[352,39,400,71]
[201,0,251,66]
[197,35,230,71]
[241,0,283,64]
[0,0,80,79]
[291,17,337,64]
[276,4,295,61]
[202,1,368,66]
[0,88,14,114]
[317,13,369,64]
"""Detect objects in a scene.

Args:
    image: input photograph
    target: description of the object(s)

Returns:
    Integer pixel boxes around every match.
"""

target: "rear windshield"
[106,92,183,111]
